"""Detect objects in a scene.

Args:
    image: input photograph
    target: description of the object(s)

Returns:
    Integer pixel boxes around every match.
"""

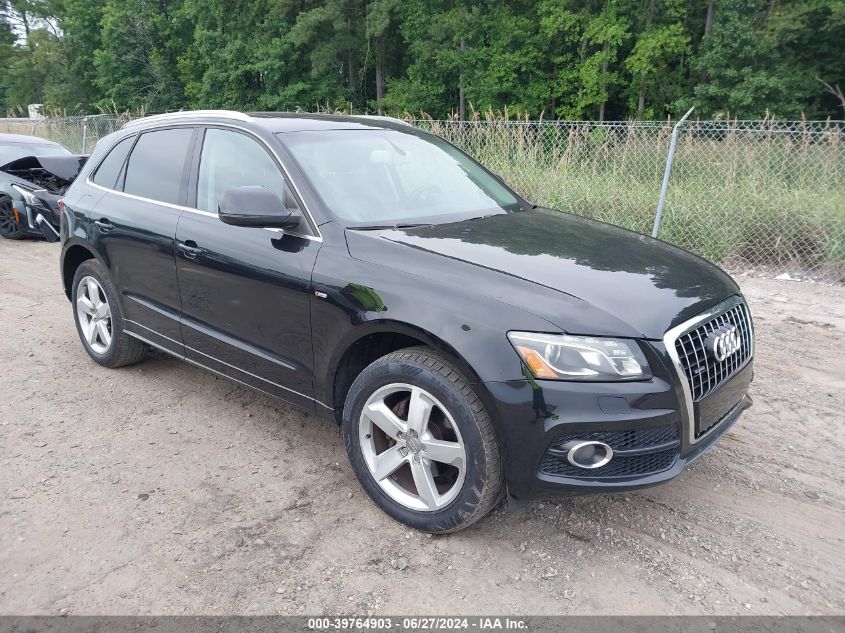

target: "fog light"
[564,440,613,469]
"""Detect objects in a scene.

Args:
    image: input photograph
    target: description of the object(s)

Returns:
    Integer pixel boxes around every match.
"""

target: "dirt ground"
[1,239,843,616]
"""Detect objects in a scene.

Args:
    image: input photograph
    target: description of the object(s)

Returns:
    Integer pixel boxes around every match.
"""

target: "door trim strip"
[179,316,298,372]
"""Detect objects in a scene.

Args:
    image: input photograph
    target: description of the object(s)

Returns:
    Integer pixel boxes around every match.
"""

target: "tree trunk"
[598,61,608,122]
[458,38,466,120]
[347,15,356,100]
[375,34,385,102]
[637,85,646,118]
[704,0,715,36]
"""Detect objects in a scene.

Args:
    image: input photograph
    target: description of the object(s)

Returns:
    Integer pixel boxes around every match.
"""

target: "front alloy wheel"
[359,383,467,512]
[343,347,503,533]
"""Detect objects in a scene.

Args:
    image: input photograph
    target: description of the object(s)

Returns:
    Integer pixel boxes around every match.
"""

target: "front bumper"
[12,198,60,239]
[483,344,753,500]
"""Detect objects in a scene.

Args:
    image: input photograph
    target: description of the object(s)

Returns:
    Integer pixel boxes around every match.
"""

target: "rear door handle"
[94,219,114,233]
[177,240,203,259]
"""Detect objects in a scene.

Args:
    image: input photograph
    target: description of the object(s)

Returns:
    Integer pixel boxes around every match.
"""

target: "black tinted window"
[92,136,134,189]
[123,128,194,205]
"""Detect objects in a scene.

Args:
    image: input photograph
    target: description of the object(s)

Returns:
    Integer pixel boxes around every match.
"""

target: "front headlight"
[11,184,41,207]
[508,331,651,381]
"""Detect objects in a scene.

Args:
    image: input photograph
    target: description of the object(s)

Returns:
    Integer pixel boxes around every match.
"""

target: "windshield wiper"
[350,222,431,230]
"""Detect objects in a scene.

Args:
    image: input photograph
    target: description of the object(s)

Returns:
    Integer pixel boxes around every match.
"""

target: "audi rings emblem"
[705,325,742,361]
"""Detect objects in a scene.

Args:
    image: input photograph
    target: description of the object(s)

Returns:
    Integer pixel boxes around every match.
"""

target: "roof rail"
[350,115,415,128]
[122,110,253,129]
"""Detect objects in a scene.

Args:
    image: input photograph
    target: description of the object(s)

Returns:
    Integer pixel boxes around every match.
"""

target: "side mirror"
[218,185,302,229]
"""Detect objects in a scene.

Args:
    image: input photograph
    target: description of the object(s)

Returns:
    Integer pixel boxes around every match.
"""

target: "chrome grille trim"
[675,302,752,401]
[663,296,754,444]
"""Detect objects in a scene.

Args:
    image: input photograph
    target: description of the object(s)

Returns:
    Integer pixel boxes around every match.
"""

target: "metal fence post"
[651,106,694,238]
[81,117,89,154]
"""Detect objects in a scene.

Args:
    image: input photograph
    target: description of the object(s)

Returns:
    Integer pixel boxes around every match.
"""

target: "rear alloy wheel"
[343,347,503,533]
[76,276,113,354]
[71,259,147,368]
[0,195,25,239]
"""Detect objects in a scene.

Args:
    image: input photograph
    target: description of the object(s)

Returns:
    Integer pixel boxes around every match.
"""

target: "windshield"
[279,129,521,226]
[0,142,72,166]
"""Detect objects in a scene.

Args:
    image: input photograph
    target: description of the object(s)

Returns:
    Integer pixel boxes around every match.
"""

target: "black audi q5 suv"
[59,111,753,533]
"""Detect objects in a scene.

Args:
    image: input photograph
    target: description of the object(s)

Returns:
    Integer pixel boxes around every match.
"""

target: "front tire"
[342,347,503,533]
[72,259,146,368]
[0,195,25,240]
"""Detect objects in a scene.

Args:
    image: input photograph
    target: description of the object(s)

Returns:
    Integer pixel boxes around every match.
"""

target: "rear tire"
[72,259,146,368]
[342,346,503,533]
[0,195,25,240]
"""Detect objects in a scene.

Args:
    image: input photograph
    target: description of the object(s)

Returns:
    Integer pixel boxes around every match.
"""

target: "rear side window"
[92,136,134,189]
[123,128,194,205]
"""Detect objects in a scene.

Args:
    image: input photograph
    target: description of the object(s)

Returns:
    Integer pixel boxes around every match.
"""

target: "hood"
[347,209,739,339]
[1,155,88,192]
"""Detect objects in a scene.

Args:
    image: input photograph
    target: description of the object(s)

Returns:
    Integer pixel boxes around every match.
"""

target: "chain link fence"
[0,114,129,154]
[3,114,843,282]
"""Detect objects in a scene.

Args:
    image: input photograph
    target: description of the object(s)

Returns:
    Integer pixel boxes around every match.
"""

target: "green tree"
[365,0,402,105]
[93,0,188,111]
[689,0,799,117]
[540,1,629,120]
[624,0,689,119]
[288,0,368,109]
[460,1,552,116]
[382,0,468,116]
[1,0,843,120]
[766,0,845,118]
[178,0,303,110]
[59,0,105,111]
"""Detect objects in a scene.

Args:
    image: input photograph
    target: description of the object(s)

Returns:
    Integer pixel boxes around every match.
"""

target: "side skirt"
[124,329,333,419]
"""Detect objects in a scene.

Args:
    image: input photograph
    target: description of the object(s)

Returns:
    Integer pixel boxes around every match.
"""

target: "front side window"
[196,128,287,214]
[92,136,134,189]
[123,128,194,205]
[279,129,520,227]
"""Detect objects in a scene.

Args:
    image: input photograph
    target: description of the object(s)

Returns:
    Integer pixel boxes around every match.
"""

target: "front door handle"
[94,219,114,233]
[177,240,203,259]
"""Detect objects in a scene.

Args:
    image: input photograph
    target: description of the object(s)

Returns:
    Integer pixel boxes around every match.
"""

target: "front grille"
[539,425,679,479]
[674,302,752,401]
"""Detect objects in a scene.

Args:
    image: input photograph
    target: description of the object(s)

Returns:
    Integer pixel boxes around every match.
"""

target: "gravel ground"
[1,239,843,616]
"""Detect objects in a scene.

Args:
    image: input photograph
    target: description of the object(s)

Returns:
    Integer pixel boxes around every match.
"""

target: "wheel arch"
[327,320,486,425]
[61,241,101,300]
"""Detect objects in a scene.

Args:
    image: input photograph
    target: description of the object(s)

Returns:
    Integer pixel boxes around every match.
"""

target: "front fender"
[310,227,558,409]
